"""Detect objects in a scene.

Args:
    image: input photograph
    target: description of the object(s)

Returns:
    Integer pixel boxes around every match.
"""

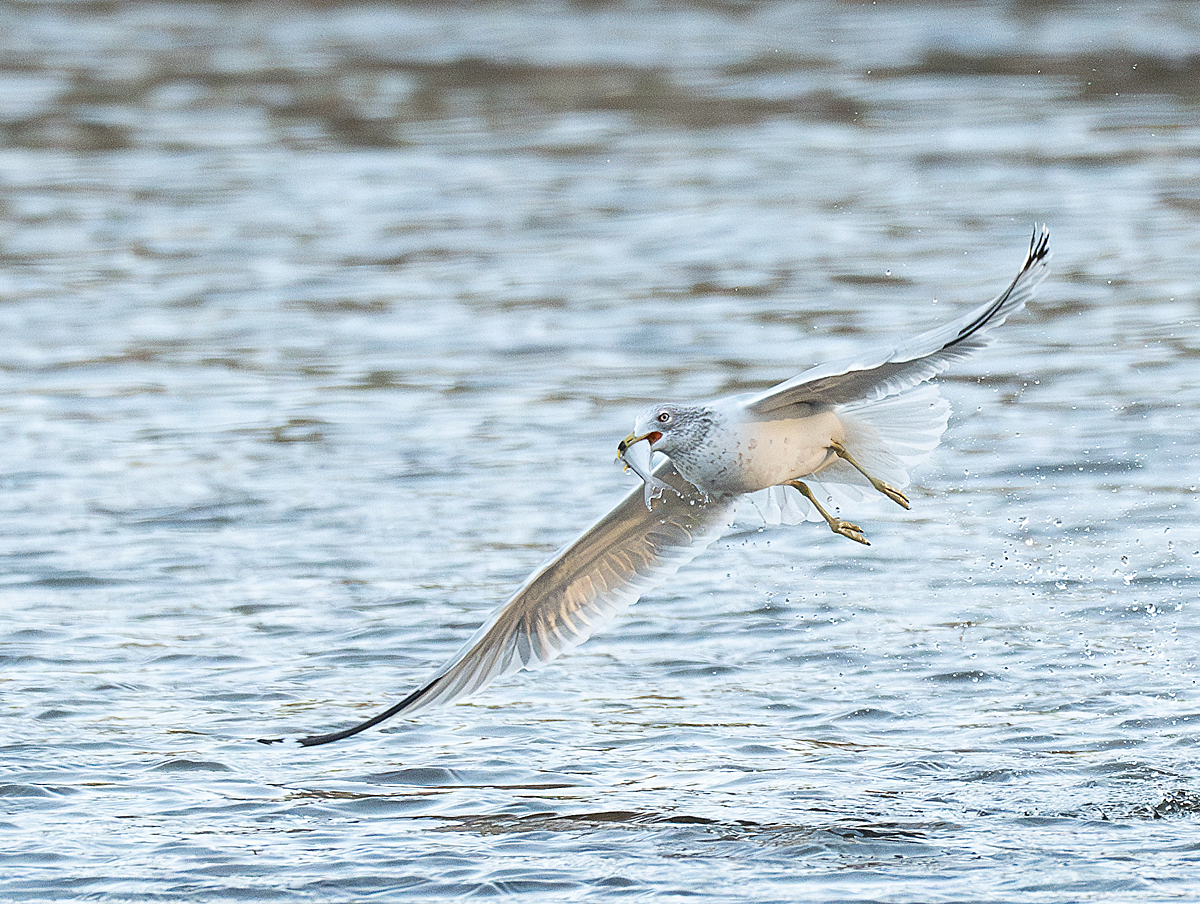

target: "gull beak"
[617,431,662,456]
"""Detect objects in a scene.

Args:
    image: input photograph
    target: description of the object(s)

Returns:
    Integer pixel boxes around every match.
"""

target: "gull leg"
[829,440,910,510]
[786,480,870,546]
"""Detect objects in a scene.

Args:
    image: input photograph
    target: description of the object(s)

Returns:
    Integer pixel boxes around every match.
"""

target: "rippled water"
[3,0,1200,900]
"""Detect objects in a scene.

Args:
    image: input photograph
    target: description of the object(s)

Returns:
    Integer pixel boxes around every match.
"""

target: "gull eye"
[656,411,672,424]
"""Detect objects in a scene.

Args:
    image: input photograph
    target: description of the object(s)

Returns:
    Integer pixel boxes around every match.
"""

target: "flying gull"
[261,225,1051,746]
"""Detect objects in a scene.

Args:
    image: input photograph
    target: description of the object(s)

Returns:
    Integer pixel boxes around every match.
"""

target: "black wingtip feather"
[255,678,442,748]
[1027,222,1051,268]
[947,223,1050,349]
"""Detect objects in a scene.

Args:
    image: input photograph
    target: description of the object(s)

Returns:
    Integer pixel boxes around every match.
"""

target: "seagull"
[261,225,1050,747]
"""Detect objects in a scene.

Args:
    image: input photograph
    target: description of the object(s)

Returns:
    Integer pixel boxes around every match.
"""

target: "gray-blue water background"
[3,1,1200,900]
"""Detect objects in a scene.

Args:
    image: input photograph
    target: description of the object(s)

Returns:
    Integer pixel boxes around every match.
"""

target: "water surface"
[2,1,1200,900]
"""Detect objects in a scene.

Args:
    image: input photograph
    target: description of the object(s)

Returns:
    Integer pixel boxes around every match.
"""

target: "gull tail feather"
[835,383,952,489]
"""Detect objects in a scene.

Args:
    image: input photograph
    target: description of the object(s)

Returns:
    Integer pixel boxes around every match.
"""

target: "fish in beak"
[617,432,672,508]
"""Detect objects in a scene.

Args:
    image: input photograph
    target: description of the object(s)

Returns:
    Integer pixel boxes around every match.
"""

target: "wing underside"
[273,462,736,746]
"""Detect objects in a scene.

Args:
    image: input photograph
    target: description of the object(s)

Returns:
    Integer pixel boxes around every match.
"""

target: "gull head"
[619,403,715,459]
[617,403,713,508]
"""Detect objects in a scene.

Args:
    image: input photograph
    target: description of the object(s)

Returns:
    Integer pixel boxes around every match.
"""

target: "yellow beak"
[617,431,661,456]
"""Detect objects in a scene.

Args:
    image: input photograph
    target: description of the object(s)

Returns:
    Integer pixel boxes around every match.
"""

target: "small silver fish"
[617,437,674,508]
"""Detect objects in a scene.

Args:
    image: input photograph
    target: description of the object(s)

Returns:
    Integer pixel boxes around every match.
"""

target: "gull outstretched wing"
[745,225,1050,415]
[263,462,736,746]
